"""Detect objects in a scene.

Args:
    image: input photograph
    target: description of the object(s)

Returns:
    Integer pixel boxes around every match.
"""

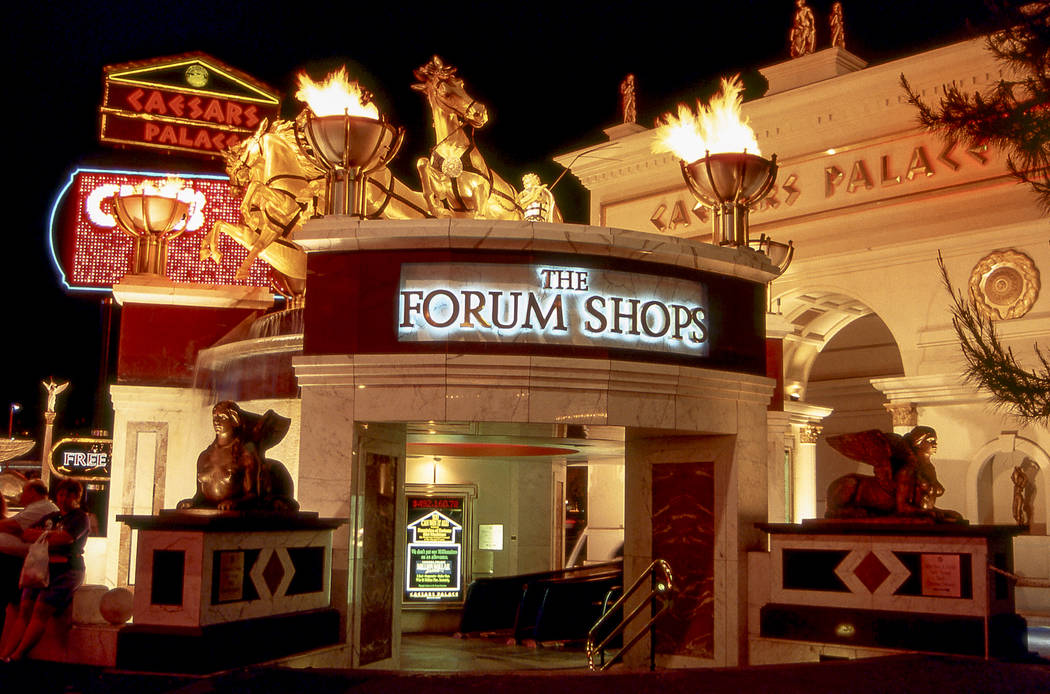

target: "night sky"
[4,0,995,442]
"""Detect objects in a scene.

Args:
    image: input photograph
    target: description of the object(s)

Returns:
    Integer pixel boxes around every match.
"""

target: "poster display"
[405,493,466,604]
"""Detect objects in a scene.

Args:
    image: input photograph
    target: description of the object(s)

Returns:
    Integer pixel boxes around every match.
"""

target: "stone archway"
[773,288,905,518]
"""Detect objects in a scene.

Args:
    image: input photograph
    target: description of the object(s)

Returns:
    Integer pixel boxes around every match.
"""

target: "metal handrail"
[586,559,675,672]
[989,564,1050,587]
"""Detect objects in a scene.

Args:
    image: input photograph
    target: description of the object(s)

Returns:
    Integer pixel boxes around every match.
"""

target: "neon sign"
[398,263,709,356]
[48,168,270,292]
[50,437,112,478]
[99,53,280,158]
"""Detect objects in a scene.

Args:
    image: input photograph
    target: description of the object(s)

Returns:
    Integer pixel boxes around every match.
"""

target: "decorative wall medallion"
[968,249,1040,320]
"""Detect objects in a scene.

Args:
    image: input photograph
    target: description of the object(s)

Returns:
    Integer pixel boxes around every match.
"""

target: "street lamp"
[8,403,21,439]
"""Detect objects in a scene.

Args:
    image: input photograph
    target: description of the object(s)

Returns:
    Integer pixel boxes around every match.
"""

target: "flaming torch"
[296,68,403,217]
[111,177,191,275]
[655,77,784,260]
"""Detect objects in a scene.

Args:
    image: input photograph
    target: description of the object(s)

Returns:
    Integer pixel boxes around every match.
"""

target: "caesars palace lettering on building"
[648,137,990,233]
[397,264,709,356]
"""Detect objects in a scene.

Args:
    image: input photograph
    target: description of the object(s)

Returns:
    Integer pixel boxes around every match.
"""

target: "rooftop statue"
[414,56,558,221]
[830,2,846,49]
[517,173,562,223]
[620,74,637,125]
[789,0,817,58]
[177,401,299,512]
[824,426,964,523]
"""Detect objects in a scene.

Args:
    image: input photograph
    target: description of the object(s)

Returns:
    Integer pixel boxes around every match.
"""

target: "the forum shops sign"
[398,263,709,357]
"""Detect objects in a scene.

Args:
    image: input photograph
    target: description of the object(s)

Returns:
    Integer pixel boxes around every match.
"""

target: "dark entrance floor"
[0,638,1047,693]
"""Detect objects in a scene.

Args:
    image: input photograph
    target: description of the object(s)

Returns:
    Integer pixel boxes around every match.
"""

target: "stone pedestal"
[115,511,345,673]
[751,522,1028,660]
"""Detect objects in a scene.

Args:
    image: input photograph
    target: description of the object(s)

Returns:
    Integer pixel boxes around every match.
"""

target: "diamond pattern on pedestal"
[853,551,891,593]
[833,547,912,597]
[249,547,296,600]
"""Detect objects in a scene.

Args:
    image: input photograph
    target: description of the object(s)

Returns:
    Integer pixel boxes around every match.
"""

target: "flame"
[653,75,760,162]
[122,176,187,198]
[295,67,379,119]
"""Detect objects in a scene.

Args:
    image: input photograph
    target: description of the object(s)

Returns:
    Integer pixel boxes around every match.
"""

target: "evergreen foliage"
[902,1,1050,211]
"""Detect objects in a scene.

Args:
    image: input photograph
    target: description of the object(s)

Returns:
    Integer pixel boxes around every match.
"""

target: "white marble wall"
[587,464,625,563]
[108,385,207,588]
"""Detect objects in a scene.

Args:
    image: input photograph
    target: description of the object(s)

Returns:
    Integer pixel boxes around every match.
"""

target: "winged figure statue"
[824,426,963,522]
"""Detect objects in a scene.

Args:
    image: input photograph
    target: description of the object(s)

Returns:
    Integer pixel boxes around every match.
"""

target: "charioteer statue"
[824,425,964,523]
[177,401,299,512]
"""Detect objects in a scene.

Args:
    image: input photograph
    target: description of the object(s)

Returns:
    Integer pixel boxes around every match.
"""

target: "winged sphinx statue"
[824,426,964,523]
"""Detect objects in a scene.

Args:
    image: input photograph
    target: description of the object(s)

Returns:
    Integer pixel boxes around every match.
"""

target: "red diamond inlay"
[262,552,285,595]
[853,551,890,593]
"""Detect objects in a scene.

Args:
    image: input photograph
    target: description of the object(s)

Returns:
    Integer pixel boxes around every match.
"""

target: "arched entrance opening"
[775,288,905,518]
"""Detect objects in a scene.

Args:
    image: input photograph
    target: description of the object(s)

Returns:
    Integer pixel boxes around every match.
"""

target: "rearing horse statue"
[202,117,324,285]
[413,56,522,220]
[203,114,431,298]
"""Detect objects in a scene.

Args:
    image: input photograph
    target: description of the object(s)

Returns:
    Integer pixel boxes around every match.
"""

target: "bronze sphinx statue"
[177,401,299,512]
[824,426,963,523]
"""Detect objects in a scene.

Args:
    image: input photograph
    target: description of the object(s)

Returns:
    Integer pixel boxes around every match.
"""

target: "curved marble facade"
[292,218,776,669]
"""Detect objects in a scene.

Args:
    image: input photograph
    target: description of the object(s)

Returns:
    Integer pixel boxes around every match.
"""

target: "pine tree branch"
[901,1,1050,213]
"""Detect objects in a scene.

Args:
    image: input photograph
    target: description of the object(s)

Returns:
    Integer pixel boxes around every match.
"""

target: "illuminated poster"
[405,495,464,603]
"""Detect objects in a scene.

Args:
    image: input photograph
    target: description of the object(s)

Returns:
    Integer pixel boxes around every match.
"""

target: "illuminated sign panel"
[398,263,709,357]
[405,495,465,603]
[50,437,112,477]
[100,53,280,158]
[49,168,270,291]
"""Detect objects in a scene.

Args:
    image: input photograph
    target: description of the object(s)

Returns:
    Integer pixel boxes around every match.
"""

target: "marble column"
[296,371,406,669]
[40,411,57,487]
[108,384,204,588]
[624,431,756,668]
[793,423,821,522]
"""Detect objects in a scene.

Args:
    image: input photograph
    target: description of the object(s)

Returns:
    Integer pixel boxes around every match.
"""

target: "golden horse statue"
[203,115,430,300]
[413,56,537,220]
[202,117,324,291]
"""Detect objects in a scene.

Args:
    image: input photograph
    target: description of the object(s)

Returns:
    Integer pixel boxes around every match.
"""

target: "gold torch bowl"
[681,152,777,247]
[302,113,403,216]
[111,192,189,275]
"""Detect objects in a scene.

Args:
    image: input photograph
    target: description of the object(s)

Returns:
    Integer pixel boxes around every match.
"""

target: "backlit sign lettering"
[398,263,709,356]
[51,437,112,477]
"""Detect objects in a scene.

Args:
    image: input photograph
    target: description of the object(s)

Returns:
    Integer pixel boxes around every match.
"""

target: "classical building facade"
[559,39,1049,628]
[98,38,1046,670]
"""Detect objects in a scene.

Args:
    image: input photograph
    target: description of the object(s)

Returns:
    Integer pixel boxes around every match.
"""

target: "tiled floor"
[400,634,589,672]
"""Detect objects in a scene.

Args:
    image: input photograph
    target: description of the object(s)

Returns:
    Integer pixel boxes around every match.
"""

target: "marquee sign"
[398,263,709,357]
[48,167,270,291]
[50,437,112,478]
[405,495,465,603]
[100,53,281,158]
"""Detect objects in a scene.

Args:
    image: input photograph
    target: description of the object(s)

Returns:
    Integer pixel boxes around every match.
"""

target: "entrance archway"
[774,288,905,518]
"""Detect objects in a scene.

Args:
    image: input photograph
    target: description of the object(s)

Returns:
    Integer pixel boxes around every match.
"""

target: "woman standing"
[0,479,89,661]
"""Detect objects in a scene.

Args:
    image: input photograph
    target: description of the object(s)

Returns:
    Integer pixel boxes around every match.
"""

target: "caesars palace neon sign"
[398,263,709,356]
